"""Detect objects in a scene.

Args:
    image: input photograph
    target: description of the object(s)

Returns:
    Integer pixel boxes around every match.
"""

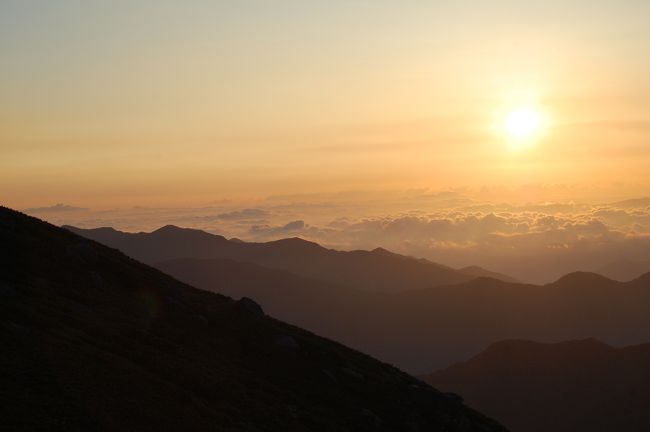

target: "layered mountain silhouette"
[65,225,515,292]
[594,259,650,282]
[422,339,650,432]
[64,224,650,371]
[457,266,519,283]
[155,257,650,373]
[0,206,507,431]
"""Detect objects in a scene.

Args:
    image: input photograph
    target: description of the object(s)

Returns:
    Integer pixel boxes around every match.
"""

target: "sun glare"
[505,109,542,140]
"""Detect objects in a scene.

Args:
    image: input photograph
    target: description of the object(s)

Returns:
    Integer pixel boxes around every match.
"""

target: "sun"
[504,108,542,140]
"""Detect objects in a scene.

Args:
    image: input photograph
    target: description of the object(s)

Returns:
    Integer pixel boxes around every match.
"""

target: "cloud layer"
[24,191,650,283]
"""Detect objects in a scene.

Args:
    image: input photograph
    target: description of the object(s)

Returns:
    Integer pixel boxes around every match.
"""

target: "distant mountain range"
[594,259,650,282]
[65,225,650,373]
[65,225,516,292]
[154,257,650,372]
[458,266,519,283]
[0,206,506,431]
[423,339,650,432]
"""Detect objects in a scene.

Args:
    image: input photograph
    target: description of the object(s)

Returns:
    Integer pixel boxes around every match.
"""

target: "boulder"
[235,297,264,317]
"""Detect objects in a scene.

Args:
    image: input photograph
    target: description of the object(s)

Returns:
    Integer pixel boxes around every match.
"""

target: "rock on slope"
[0,206,506,432]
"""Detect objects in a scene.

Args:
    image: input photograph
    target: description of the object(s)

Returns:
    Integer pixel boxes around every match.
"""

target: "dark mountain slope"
[155,258,364,329]
[382,273,650,370]
[65,225,493,292]
[422,339,650,432]
[157,257,650,373]
[0,207,506,432]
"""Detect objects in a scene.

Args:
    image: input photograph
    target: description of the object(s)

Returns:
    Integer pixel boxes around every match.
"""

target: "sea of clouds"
[26,191,650,284]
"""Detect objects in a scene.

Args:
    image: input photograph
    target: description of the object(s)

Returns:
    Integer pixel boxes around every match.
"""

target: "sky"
[3,1,650,281]
[2,0,650,208]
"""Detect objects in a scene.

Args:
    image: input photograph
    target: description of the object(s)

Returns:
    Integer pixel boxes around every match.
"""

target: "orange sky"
[2,1,649,208]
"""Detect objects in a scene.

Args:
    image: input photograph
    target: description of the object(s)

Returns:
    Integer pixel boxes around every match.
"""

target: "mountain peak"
[152,224,184,233]
[149,224,228,241]
[458,266,519,283]
[551,271,614,286]
[267,237,324,250]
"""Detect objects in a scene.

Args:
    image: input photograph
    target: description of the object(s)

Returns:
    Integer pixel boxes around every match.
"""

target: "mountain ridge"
[155,254,650,373]
[422,338,650,432]
[2,205,506,431]
[65,224,508,292]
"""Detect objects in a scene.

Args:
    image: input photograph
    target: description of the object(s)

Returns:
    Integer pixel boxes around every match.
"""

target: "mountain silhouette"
[422,339,650,432]
[457,266,519,283]
[155,258,650,373]
[594,259,650,281]
[0,206,507,431]
[65,225,515,292]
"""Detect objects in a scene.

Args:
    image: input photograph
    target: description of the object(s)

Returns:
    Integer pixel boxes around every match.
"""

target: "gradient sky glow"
[2,0,650,208]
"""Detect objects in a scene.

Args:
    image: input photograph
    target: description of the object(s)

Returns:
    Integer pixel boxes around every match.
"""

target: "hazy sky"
[2,1,650,208]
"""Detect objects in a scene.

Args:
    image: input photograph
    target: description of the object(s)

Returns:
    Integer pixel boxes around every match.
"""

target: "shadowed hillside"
[0,207,506,431]
[156,258,650,373]
[423,339,650,432]
[65,225,515,292]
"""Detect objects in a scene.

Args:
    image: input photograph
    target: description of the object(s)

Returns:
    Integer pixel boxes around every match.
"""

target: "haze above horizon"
[2,1,650,208]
